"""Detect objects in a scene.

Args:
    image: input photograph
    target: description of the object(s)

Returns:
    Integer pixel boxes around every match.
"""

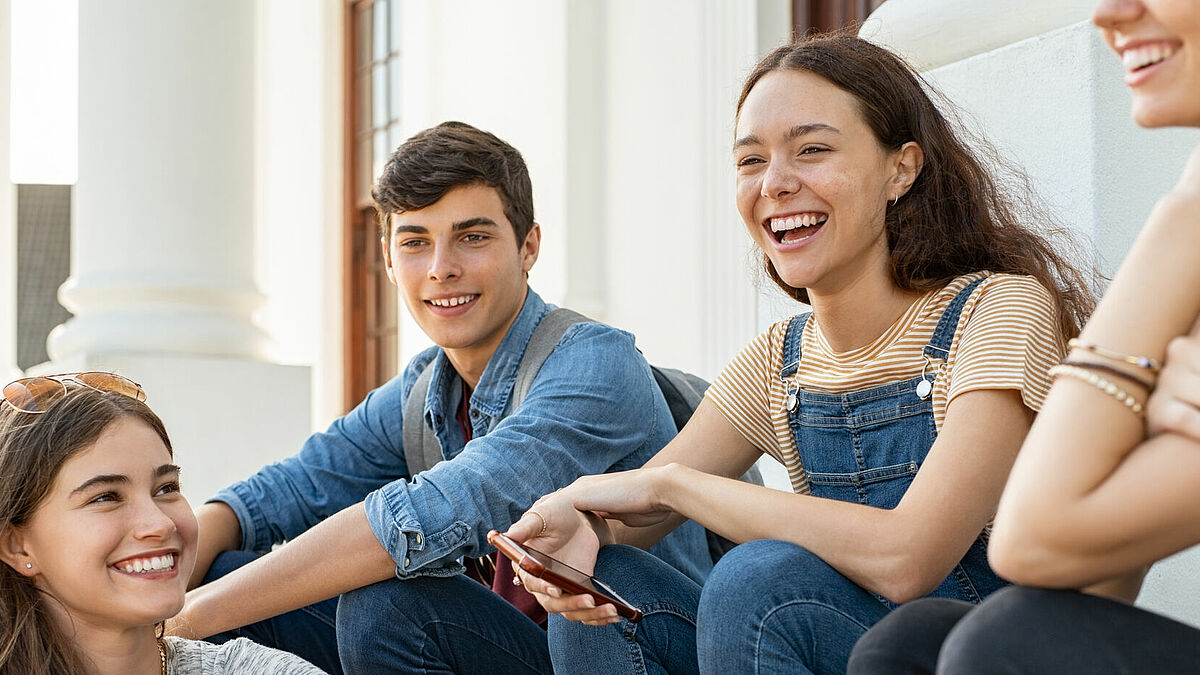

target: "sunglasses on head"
[2,372,146,414]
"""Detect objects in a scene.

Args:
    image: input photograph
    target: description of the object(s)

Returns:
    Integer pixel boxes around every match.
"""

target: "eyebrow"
[70,464,182,496]
[391,217,500,236]
[733,123,841,151]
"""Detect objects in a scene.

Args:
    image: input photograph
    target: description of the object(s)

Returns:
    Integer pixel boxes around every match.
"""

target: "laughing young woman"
[0,374,323,675]
[848,2,1200,672]
[502,35,1094,675]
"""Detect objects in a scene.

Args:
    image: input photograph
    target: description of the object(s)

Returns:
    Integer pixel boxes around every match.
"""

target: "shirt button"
[415,533,423,545]
[404,557,411,568]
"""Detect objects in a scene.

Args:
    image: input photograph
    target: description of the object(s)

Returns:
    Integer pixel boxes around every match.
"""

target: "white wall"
[0,0,16,382]
[0,0,15,381]
[256,0,345,430]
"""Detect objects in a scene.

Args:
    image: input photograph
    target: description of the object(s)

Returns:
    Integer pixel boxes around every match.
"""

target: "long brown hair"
[741,34,1095,341]
[0,388,172,675]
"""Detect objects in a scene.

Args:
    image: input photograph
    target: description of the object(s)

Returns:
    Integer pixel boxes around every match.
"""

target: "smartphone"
[486,530,643,622]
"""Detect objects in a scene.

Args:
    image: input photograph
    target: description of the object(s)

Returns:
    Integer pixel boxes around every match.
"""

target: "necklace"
[157,637,167,675]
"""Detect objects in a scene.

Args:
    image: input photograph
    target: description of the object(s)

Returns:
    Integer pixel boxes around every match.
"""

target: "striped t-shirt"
[706,272,1064,495]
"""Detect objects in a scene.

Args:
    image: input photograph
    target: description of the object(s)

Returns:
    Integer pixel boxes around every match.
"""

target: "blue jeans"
[550,542,894,675]
[337,573,551,674]
[203,551,343,674]
[206,550,552,674]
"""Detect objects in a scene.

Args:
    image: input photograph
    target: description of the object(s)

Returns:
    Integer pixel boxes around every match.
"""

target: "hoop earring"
[890,194,899,207]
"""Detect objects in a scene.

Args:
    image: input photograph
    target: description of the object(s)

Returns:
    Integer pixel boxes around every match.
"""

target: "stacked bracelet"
[1060,360,1155,391]
[1050,364,1145,418]
[1067,338,1160,373]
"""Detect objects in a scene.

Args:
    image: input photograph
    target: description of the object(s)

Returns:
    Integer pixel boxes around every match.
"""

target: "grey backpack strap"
[402,364,444,476]
[510,308,592,409]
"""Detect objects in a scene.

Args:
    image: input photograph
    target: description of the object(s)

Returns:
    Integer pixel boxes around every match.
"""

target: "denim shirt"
[212,289,712,584]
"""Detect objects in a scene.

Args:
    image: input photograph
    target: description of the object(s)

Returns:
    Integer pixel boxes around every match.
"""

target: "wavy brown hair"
[0,388,172,675]
[741,34,1096,341]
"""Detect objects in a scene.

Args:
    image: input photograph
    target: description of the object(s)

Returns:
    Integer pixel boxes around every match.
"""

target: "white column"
[865,0,1200,627]
[0,0,15,381]
[39,0,311,504]
[48,0,268,361]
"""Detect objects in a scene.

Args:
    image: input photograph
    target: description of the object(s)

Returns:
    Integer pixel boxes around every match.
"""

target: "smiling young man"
[174,122,711,674]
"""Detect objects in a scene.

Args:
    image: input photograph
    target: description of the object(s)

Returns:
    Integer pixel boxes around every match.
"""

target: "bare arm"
[514,388,1030,613]
[652,388,1029,603]
[188,502,243,589]
[171,502,394,639]
[990,143,1200,593]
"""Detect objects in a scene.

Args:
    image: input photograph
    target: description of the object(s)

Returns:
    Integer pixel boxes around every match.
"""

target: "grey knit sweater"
[163,637,327,675]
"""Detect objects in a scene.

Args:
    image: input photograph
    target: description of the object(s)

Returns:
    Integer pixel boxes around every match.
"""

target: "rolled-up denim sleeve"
[362,323,670,578]
[209,349,437,552]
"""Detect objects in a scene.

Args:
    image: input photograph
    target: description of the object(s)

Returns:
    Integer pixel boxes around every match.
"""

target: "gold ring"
[527,509,548,538]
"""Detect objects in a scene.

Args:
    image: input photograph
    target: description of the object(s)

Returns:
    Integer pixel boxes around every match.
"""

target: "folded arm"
[990,146,1200,593]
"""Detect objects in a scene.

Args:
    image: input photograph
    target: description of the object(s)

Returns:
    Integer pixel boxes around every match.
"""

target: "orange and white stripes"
[706,272,1065,495]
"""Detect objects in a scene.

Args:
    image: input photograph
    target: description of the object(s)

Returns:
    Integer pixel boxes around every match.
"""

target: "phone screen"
[487,530,643,622]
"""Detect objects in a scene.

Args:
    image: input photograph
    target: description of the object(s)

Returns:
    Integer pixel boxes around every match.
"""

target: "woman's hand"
[1148,321,1200,440]
[503,466,679,626]
[504,491,620,625]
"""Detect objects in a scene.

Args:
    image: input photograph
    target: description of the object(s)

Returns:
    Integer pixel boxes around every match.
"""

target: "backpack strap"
[402,308,591,477]
[650,367,709,430]
[511,308,592,410]
[402,364,445,477]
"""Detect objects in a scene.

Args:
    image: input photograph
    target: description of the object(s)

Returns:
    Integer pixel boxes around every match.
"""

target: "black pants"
[847,585,1200,674]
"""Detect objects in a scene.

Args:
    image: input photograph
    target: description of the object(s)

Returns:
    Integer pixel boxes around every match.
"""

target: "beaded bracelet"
[1067,338,1160,373]
[1050,364,1145,417]
[1060,360,1156,392]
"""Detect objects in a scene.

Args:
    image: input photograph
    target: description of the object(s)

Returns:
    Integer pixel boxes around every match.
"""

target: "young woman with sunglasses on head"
[503,34,1095,675]
[848,2,1200,673]
[0,374,324,675]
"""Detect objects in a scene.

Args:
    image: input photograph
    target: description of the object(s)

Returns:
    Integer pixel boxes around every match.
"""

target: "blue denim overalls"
[780,277,1005,605]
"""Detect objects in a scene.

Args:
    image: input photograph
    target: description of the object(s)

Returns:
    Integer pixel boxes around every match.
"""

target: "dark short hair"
[373,121,535,244]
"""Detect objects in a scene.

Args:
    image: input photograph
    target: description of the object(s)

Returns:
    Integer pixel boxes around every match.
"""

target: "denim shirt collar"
[423,287,550,444]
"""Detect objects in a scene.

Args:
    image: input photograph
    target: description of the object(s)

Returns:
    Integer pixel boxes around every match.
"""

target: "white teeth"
[429,295,476,307]
[770,215,827,232]
[118,553,175,574]
[1123,43,1177,71]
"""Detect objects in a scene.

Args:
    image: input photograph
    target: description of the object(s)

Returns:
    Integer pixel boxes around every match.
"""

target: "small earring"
[25,563,32,569]
[890,194,899,206]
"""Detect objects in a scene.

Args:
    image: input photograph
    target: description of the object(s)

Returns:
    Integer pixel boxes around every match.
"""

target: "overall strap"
[922,276,988,361]
[511,308,592,409]
[402,364,444,477]
[779,312,812,379]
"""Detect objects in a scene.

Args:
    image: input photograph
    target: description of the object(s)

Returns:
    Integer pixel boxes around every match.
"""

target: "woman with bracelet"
[502,34,1094,675]
[0,374,324,675]
[848,2,1200,672]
